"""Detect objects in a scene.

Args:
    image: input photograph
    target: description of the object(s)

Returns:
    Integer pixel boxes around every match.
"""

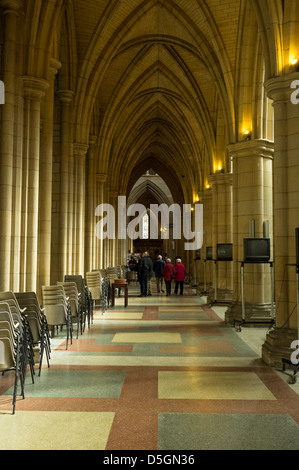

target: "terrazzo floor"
[1,283,299,451]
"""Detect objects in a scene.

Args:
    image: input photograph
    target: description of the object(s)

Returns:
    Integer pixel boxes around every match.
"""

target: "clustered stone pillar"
[0,0,23,291]
[227,139,274,325]
[21,76,49,292]
[37,59,61,298]
[95,174,107,269]
[73,143,89,275]
[208,173,233,304]
[197,188,212,294]
[56,90,74,281]
[262,73,299,366]
[84,135,98,274]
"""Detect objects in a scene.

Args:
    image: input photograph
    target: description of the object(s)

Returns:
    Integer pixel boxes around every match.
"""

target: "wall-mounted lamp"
[243,130,251,141]
[290,58,299,72]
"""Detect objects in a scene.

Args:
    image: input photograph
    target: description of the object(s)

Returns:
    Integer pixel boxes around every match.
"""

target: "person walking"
[174,258,186,295]
[153,255,166,293]
[139,251,153,297]
[162,258,175,296]
[136,254,142,295]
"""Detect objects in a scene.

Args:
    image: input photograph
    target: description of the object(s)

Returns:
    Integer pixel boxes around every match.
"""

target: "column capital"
[265,72,299,103]
[73,142,89,158]
[22,76,49,101]
[48,58,62,80]
[96,173,107,183]
[227,139,274,160]
[0,0,23,14]
[89,134,98,146]
[209,172,232,185]
[57,89,75,104]
[198,189,212,200]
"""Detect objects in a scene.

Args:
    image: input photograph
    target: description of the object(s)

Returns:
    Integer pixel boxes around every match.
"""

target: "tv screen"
[243,238,270,262]
[216,243,233,261]
[206,246,213,260]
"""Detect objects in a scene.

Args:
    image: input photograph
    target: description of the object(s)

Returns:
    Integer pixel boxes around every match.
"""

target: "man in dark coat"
[153,255,166,293]
[138,251,153,297]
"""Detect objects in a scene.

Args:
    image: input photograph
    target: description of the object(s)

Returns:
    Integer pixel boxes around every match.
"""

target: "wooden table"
[111,282,128,308]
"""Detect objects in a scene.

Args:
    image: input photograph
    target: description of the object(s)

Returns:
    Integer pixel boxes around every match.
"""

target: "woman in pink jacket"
[162,258,175,296]
[174,258,186,295]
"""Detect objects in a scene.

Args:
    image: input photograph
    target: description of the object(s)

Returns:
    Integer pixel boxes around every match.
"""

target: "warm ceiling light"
[218,165,222,171]
[206,184,210,189]
[291,58,298,65]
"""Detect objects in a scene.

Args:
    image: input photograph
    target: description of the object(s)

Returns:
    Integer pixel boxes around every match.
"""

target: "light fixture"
[290,58,299,72]
[243,130,251,141]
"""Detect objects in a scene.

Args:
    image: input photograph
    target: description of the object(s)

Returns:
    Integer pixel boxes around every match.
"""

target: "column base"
[225,301,275,327]
[262,327,298,367]
[207,288,233,306]
[196,283,212,296]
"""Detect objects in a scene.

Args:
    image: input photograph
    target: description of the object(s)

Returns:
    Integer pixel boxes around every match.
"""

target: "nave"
[1,284,299,451]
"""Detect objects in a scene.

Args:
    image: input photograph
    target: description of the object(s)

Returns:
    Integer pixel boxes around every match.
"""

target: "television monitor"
[243,238,270,262]
[216,243,233,261]
[206,246,213,260]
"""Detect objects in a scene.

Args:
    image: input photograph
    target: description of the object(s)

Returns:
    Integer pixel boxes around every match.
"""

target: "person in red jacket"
[174,258,186,295]
[162,258,175,296]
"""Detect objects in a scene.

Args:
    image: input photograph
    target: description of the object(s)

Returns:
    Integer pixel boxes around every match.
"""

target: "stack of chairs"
[0,292,35,385]
[106,267,120,284]
[64,275,93,330]
[86,271,102,306]
[15,292,51,376]
[0,301,25,414]
[101,275,110,313]
[57,282,82,339]
[41,285,72,350]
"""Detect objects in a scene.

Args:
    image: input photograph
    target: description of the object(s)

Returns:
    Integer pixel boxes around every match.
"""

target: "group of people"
[128,252,186,297]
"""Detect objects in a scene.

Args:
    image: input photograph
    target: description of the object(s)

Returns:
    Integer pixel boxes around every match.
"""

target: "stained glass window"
[142,213,149,239]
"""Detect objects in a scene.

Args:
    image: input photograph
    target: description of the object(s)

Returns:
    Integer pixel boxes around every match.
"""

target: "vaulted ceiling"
[64,0,244,202]
[21,0,295,204]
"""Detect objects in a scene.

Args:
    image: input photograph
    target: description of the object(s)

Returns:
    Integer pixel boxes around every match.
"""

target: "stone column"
[208,173,233,304]
[96,174,107,269]
[197,188,213,295]
[0,0,23,291]
[73,143,89,275]
[226,139,274,325]
[109,191,119,267]
[262,73,299,366]
[56,90,74,280]
[84,135,98,274]
[37,59,61,298]
[22,76,49,292]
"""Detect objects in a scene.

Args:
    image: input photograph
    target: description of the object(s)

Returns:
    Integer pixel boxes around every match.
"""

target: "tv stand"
[281,264,299,383]
[234,260,275,332]
[198,259,210,296]
[209,259,233,308]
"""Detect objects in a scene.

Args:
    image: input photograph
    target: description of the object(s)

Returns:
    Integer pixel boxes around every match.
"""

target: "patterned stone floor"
[1,283,299,450]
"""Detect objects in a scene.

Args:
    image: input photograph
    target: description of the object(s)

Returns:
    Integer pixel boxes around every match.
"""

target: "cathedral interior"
[1,0,299,451]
